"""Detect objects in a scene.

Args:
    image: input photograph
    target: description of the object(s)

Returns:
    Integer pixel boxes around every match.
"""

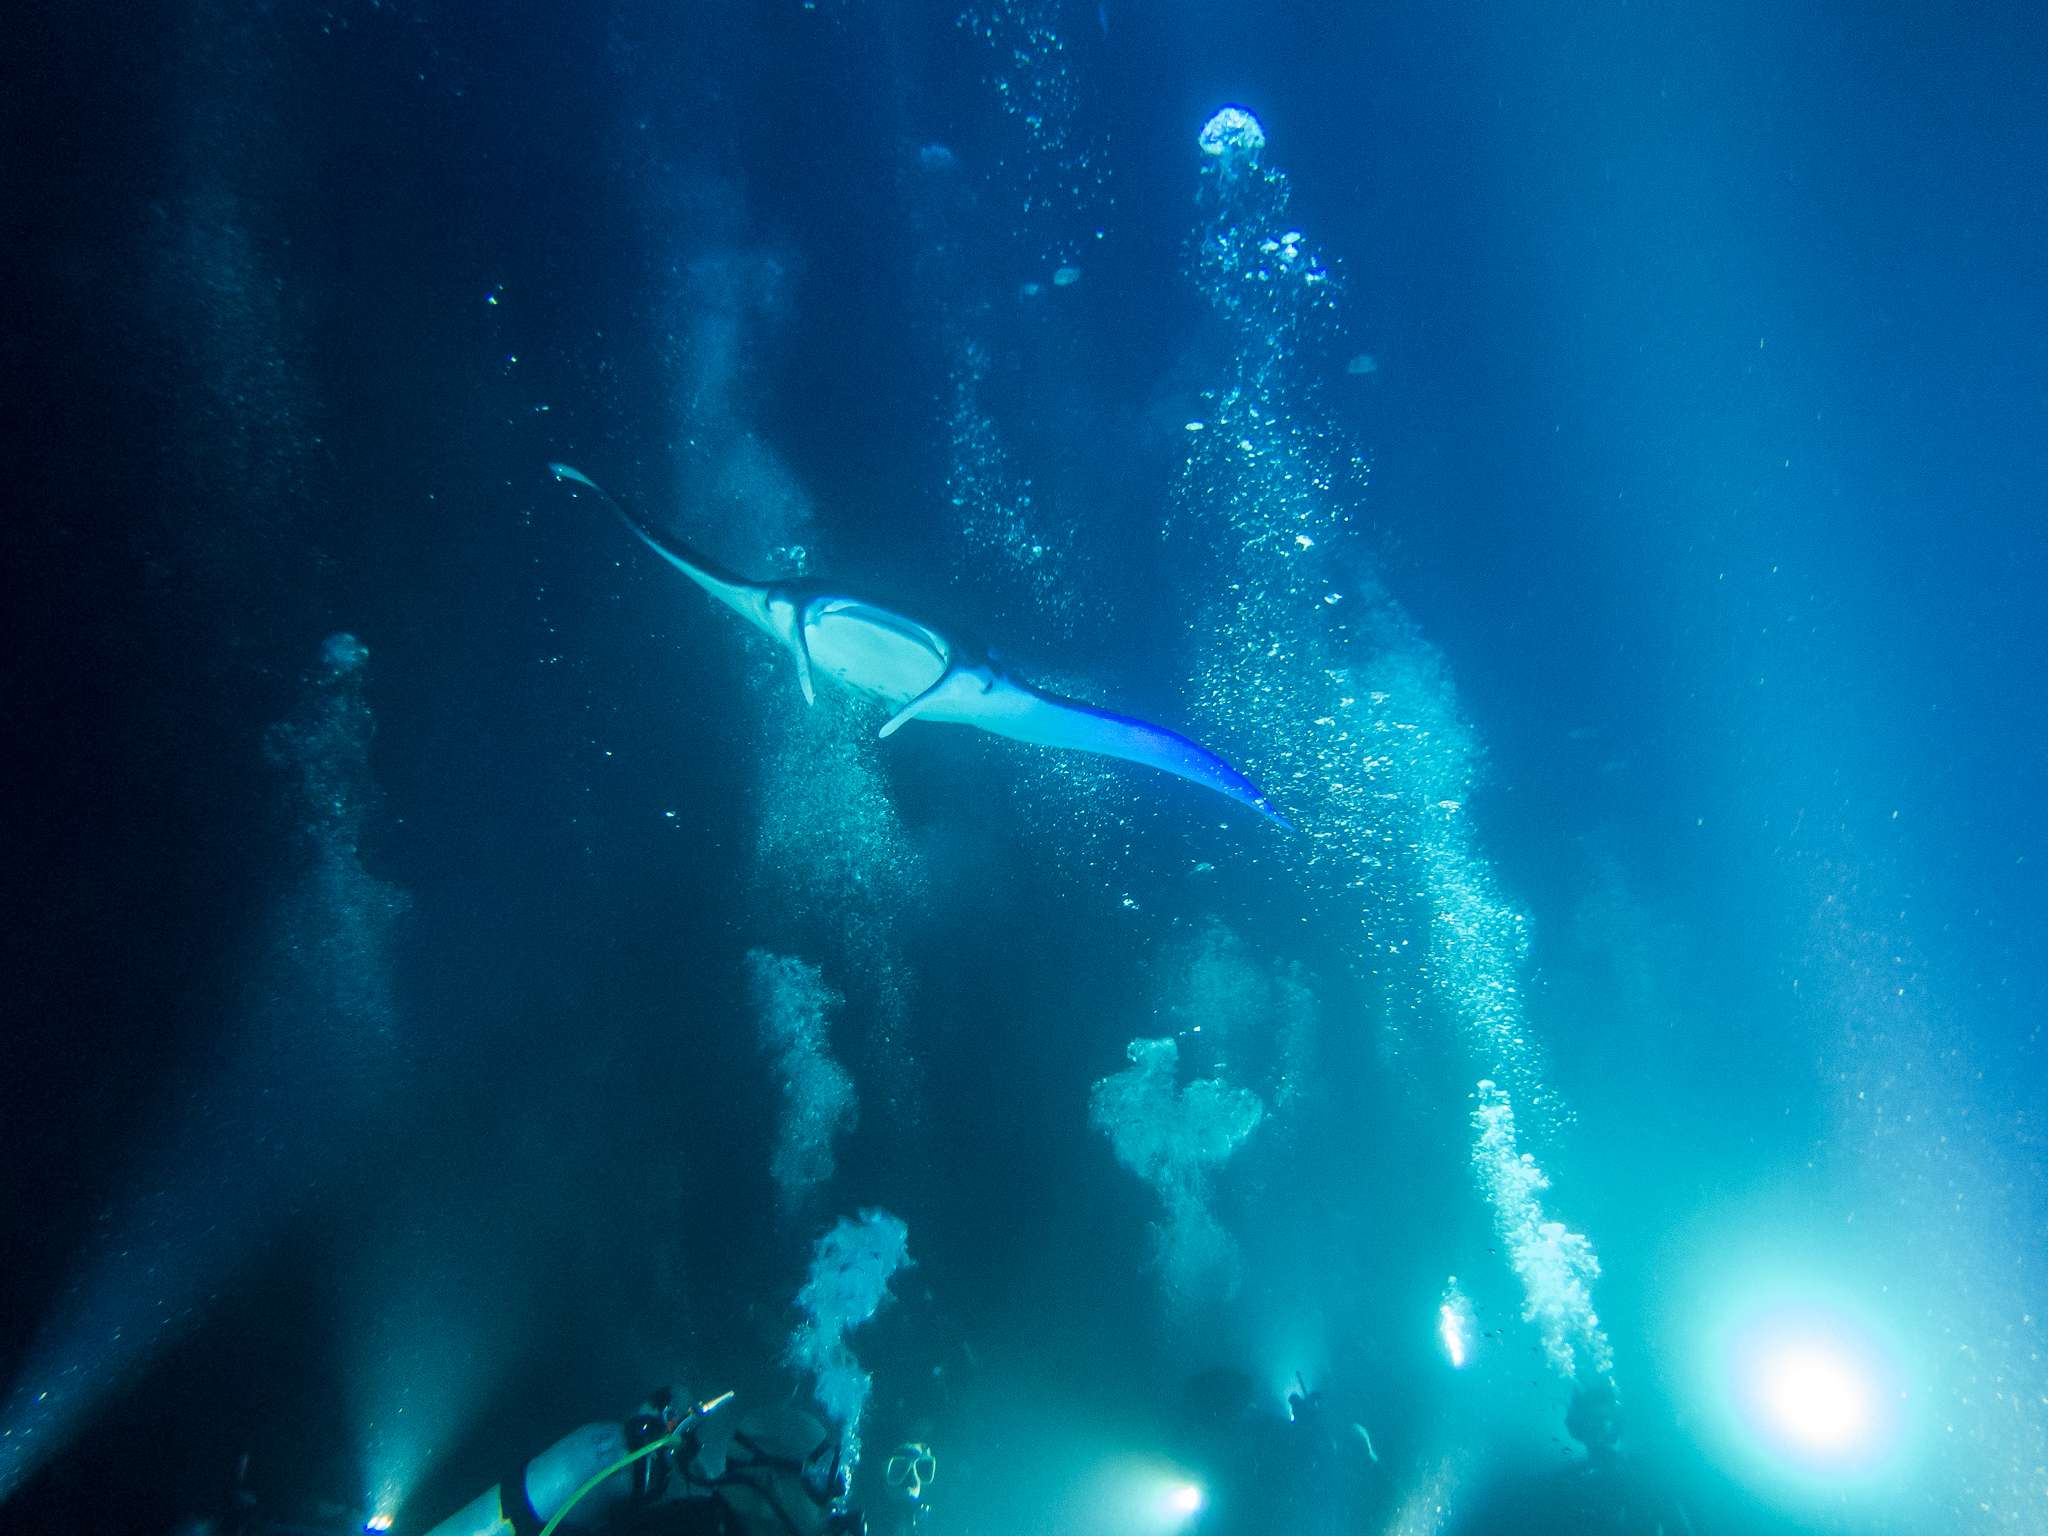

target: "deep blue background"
[3,1,2042,1532]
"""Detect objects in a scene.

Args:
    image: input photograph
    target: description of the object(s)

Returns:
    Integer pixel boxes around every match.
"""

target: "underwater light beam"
[0,636,406,1507]
[1720,1300,1905,1480]
[1439,1300,1470,1369]
[1083,1459,1208,1536]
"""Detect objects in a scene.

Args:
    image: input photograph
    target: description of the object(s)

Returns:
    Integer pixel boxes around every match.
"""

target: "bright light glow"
[1439,1280,1476,1369]
[1074,1456,1209,1536]
[362,1472,405,1533]
[1440,1304,1467,1367]
[1762,1348,1867,1450]
[1722,1300,1904,1480]
[358,1463,413,1536]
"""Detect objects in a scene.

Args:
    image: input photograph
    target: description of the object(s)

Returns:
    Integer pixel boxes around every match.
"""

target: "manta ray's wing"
[803,602,1288,825]
[552,462,776,632]
[904,666,1293,829]
[551,463,816,697]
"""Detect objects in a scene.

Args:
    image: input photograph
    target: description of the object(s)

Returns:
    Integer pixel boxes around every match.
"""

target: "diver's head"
[1565,1375,1623,1465]
[717,1406,854,1536]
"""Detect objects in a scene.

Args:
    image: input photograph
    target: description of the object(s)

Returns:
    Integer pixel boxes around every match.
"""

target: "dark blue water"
[4,3,2043,1534]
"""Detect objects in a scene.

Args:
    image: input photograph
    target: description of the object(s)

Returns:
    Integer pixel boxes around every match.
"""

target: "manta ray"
[552,465,1289,828]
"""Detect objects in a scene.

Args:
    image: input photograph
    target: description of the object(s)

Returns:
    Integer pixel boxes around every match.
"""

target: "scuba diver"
[1563,1375,1622,1470]
[422,1389,862,1536]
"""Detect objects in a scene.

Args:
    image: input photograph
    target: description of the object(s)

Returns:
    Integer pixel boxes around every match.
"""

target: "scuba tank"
[424,1388,718,1536]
